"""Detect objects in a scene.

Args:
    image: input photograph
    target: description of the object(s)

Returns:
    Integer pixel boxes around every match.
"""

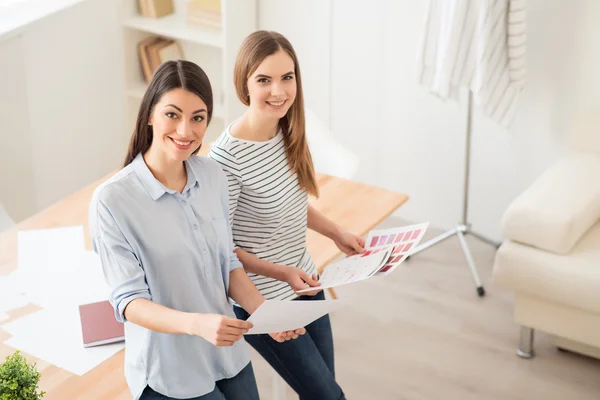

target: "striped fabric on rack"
[418,0,527,128]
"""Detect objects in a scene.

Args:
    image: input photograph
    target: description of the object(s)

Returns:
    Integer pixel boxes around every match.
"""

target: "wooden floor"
[251,218,600,400]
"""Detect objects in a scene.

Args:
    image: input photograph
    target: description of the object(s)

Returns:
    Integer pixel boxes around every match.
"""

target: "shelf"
[123,14,223,48]
[127,82,225,120]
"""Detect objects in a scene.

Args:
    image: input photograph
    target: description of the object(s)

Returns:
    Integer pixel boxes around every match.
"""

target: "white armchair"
[492,111,600,359]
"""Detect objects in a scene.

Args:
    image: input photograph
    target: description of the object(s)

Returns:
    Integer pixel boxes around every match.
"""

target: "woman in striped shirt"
[209,31,365,400]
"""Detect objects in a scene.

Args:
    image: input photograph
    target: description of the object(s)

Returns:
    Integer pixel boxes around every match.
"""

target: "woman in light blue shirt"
[89,60,304,400]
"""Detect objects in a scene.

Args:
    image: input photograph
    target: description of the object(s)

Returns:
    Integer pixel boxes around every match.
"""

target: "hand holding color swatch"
[297,222,429,293]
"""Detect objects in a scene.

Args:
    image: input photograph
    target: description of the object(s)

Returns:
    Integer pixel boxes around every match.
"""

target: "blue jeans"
[234,291,346,400]
[140,363,259,400]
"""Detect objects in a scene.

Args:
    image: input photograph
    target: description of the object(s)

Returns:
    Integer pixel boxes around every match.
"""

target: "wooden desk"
[0,167,408,399]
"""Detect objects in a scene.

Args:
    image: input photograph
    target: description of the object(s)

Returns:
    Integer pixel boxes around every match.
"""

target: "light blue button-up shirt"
[89,153,250,400]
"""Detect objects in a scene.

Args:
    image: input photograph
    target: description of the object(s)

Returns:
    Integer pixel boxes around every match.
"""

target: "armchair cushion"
[494,221,600,315]
[501,154,600,255]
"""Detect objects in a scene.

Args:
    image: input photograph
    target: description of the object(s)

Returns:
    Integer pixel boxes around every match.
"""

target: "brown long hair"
[123,60,213,167]
[234,30,319,197]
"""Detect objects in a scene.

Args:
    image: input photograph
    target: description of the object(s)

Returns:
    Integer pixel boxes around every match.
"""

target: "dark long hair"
[234,31,318,197]
[123,60,213,167]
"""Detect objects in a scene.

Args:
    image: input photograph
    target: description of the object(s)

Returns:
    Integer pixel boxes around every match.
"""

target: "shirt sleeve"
[90,198,151,323]
[213,167,243,273]
[208,145,243,249]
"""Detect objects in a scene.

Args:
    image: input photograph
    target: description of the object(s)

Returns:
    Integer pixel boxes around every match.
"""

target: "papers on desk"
[2,306,123,376]
[17,226,85,275]
[6,227,111,308]
[246,299,343,335]
[0,274,29,318]
[297,222,429,293]
[14,250,111,308]
[0,227,83,316]
[0,226,118,376]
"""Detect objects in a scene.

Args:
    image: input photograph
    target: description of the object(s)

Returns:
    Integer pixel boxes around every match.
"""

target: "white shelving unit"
[122,14,223,48]
[121,0,256,141]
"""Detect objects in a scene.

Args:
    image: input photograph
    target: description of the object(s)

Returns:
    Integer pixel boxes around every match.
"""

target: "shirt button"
[182,200,187,205]
[202,249,208,254]
[193,224,198,230]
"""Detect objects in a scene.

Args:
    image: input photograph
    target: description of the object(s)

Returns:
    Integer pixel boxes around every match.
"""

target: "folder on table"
[79,300,124,348]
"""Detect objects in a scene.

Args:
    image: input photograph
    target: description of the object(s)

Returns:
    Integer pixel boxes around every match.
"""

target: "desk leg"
[327,288,338,299]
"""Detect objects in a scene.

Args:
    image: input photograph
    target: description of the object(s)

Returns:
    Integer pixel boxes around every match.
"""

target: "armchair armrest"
[501,153,600,255]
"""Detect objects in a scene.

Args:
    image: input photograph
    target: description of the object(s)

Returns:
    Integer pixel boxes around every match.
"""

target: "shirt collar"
[131,153,198,201]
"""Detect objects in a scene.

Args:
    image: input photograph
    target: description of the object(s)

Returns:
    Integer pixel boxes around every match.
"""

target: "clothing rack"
[408,91,501,297]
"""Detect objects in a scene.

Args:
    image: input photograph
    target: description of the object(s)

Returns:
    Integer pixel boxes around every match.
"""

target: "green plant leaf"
[0,351,45,399]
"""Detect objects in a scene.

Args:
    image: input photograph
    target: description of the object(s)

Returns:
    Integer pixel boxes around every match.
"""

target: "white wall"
[0,0,126,222]
[258,0,332,127]
[259,0,600,242]
[0,35,36,223]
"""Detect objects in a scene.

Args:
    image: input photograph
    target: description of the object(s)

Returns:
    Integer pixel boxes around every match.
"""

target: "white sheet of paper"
[296,250,390,293]
[20,251,111,308]
[0,274,29,315]
[17,226,85,274]
[246,299,343,335]
[13,226,86,296]
[2,305,124,376]
[12,224,109,308]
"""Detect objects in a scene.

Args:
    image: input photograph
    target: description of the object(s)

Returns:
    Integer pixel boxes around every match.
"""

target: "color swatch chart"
[363,222,429,275]
[297,222,429,293]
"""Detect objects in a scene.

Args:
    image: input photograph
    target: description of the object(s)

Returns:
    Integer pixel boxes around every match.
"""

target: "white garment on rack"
[418,0,527,128]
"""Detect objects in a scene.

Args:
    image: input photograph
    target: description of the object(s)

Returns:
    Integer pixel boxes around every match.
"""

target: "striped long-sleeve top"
[208,124,317,301]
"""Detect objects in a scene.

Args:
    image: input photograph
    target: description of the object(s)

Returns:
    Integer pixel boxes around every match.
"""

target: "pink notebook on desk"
[78,300,124,348]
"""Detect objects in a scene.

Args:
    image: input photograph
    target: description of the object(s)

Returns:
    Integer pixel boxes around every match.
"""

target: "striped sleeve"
[215,166,244,272]
[208,137,243,248]
[507,0,527,88]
